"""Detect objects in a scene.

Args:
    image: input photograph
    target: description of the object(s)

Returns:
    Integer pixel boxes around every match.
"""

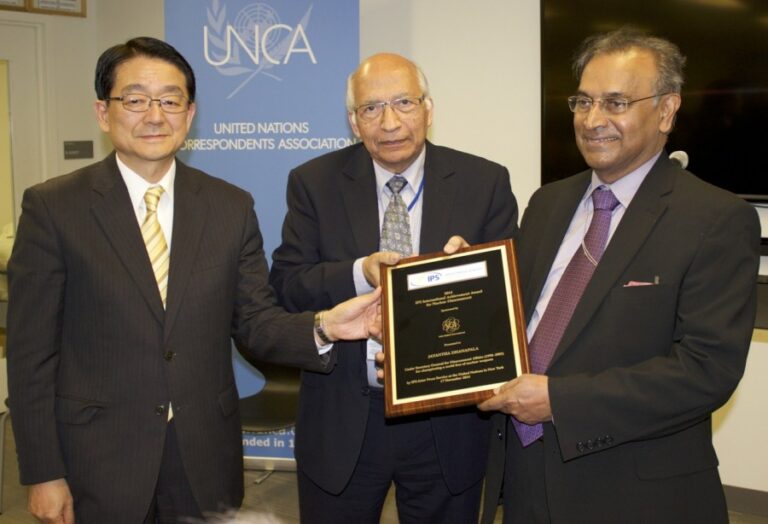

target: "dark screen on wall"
[541,1,768,200]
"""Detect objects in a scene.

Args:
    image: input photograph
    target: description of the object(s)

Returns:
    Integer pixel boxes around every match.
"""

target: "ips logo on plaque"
[442,317,461,334]
[203,0,317,97]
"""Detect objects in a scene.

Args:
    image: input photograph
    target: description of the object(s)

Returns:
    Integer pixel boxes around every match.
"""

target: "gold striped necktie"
[142,186,170,308]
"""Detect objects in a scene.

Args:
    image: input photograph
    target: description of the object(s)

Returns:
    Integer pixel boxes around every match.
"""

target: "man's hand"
[443,235,470,254]
[375,350,385,380]
[323,288,382,341]
[28,478,75,524]
[362,252,402,287]
[478,374,552,425]
[365,237,471,379]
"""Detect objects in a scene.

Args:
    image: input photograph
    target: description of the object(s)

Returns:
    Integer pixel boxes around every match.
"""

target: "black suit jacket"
[7,153,328,522]
[482,154,760,523]
[269,141,519,495]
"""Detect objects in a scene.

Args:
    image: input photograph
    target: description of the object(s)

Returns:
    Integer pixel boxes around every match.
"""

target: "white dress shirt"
[115,154,175,248]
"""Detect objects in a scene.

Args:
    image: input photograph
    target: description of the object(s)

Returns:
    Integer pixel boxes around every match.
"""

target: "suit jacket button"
[497,430,503,440]
[605,435,614,445]
[577,442,585,452]
[164,350,175,361]
[155,405,166,415]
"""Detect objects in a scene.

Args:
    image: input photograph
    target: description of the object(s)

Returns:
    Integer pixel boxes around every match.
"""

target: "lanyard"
[407,176,425,212]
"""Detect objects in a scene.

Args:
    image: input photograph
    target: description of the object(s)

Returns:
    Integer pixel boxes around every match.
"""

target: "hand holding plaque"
[380,239,529,417]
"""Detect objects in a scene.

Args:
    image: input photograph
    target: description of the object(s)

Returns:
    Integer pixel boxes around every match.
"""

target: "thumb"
[443,235,469,254]
[380,252,402,266]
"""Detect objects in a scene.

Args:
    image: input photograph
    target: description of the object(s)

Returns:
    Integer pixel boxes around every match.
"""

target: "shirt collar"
[584,150,662,210]
[373,146,426,196]
[116,154,176,211]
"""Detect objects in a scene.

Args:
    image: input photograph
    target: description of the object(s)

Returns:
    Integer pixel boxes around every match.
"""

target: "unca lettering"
[203,24,317,66]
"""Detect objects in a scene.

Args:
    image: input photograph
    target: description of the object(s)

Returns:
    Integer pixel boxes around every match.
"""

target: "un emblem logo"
[232,3,281,53]
[442,317,460,334]
[204,0,317,98]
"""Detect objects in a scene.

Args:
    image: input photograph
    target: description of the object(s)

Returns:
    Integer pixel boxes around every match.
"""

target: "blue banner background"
[165,0,359,459]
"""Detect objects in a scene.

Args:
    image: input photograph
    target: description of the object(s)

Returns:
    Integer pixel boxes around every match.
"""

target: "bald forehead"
[352,53,418,88]
[354,53,418,79]
[350,53,421,105]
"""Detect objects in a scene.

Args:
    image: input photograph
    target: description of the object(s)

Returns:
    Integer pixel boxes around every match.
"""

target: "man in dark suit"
[478,29,760,523]
[6,37,380,524]
[268,53,518,523]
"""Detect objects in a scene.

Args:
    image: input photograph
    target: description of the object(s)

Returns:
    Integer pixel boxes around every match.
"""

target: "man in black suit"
[478,28,760,523]
[6,37,380,524]
[269,53,518,523]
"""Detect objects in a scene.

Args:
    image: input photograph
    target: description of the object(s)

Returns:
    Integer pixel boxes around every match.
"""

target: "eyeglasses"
[354,95,426,122]
[567,93,669,115]
[105,93,190,114]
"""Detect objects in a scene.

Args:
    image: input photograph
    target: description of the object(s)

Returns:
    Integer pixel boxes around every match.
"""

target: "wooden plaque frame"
[381,239,529,417]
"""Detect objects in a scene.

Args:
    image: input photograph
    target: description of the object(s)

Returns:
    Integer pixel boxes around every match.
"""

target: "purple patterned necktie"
[513,186,620,446]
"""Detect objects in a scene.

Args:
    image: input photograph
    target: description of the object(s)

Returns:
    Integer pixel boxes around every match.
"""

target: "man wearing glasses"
[6,37,382,523]
[478,28,760,523]
[269,53,518,523]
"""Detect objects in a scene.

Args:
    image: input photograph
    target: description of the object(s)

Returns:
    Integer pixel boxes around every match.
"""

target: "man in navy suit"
[7,37,380,524]
[479,28,760,523]
[269,53,518,523]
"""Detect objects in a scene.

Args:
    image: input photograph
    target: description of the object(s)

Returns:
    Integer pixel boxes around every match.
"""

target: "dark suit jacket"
[7,153,329,523]
[269,142,519,495]
[482,154,760,523]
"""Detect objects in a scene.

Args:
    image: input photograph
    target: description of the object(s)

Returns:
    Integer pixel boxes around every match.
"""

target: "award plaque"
[381,239,529,417]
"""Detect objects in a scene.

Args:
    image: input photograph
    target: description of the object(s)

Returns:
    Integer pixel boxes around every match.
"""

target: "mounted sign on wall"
[0,0,86,17]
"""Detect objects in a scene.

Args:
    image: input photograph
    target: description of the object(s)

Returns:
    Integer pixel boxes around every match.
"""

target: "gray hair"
[345,58,431,113]
[572,27,686,94]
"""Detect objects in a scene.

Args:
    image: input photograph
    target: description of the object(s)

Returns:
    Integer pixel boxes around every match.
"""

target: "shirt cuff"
[353,257,375,296]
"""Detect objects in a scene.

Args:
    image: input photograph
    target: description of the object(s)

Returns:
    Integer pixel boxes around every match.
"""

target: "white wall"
[713,332,768,491]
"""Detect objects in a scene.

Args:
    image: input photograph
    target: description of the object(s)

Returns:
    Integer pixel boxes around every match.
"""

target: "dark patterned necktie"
[380,175,412,256]
[514,187,620,446]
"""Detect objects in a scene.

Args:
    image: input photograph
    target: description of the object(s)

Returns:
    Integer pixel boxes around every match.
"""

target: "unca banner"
[164,0,359,463]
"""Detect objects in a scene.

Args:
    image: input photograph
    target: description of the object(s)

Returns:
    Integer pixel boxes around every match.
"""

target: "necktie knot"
[144,186,164,213]
[592,187,619,212]
[380,175,412,257]
[386,175,407,195]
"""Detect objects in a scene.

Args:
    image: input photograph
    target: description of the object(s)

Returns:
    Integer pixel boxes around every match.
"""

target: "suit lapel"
[340,145,380,255]
[164,162,206,339]
[550,156,675,367]
[89,153,165,324]
[419,142,455,254]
